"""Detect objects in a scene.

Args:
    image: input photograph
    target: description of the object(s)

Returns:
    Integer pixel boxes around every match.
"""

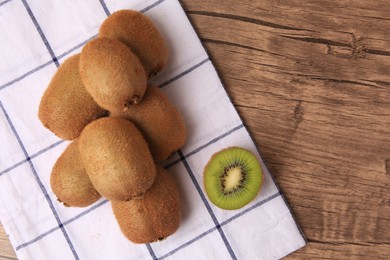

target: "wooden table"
[1,0,389,259]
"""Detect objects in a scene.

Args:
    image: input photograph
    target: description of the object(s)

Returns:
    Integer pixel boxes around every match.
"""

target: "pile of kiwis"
[39,10,184,244]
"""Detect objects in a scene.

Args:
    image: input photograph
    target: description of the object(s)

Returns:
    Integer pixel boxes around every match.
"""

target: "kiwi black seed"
[203,147,263,210]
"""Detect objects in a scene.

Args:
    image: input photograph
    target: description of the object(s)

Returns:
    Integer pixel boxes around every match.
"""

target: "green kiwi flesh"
[204,147,263,210]
[78,117,156,201]
[112,165,181,244]
[50,141,101,207]
[110,85,186,161]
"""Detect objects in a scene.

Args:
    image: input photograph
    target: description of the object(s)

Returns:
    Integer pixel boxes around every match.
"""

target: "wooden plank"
[0,256,17,260]
[179,0,390,258]
[0,224,17,259]
[287,242,390,259]
[183,0,390,54]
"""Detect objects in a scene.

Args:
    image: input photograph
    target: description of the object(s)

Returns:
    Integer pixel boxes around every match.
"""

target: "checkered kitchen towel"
[0,0,306,259]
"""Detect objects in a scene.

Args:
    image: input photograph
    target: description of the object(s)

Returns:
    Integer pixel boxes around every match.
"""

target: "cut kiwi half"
[204,147,263,210]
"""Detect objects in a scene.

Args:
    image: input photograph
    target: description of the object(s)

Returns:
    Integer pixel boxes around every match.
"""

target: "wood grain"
[0,224,16,259]
[180,0,390,258]
[1,0,389,259]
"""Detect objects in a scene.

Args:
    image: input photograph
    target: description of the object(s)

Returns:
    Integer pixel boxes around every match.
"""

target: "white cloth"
[0,0,306,259]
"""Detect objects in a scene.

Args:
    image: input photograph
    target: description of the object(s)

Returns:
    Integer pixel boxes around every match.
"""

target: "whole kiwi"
[50,141,101,207]
[110,85,186,161]
[79,38,147,112]
[99,10,168,77]
[112,165,181,244]
[78,117,156,201]
[38,54,107,140]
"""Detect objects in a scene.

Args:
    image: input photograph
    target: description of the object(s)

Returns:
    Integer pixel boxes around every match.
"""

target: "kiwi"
[50,141,101,207]
[99,10,168,77]
[78,117,156,201]
[112,165,181,244]
[203,147,263,210]
[79,38,147,112]
[110,85,186,161]
[38,54,107,140]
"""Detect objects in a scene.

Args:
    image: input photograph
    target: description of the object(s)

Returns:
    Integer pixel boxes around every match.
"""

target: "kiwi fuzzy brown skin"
[78,117,156,201]
[99,10,168,78]
[38,54,107,140]
[79,37,147,112]
[110,85,186,161]
[112,165,181,244]
[50,141,101,207]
